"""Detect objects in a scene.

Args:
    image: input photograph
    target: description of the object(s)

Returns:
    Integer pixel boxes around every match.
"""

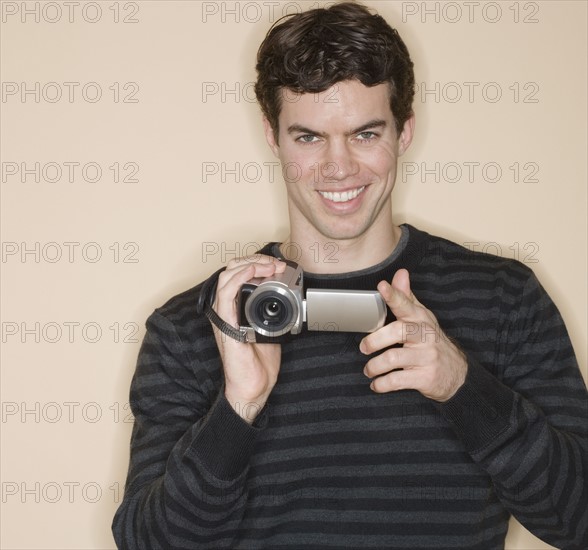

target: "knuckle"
[378,373,395,393]
[242,254,261,264]
[217,271,231,286]
[382,375,397,393]
[362,337,374,354]
[226,257,244,269]
[372,376,384,393]
[365,358,379,377]
[385,348,399,365]
[216,284,238,305]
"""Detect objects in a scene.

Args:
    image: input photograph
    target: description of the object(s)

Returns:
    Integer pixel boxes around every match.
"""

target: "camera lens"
[263,300,282,319]
[256,295,289,327]
[247,290,295,336]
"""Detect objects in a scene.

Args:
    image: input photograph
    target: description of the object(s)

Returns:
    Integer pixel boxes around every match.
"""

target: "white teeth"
[319,186,365,203]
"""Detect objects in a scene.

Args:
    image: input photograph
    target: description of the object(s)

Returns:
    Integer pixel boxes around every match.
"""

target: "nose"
[320,140,360,182]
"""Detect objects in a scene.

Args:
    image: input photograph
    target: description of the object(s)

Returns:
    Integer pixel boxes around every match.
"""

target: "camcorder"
[236,261,387,343]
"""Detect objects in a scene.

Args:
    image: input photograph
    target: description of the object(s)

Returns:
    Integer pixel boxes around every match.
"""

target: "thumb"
[391,268,412,298]
[378,269,419,320]
[392,269,424,308]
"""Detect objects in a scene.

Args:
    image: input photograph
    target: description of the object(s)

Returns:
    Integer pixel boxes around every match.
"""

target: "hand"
[212,255,286,423]
[359,269,467,402]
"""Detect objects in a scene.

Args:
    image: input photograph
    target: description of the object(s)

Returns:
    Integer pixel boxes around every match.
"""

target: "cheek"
[279,148,315,184]
[278,142,399,184]
[360,146,398,178]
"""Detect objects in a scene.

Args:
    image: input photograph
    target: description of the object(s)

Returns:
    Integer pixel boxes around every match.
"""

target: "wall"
[1,1,586,548]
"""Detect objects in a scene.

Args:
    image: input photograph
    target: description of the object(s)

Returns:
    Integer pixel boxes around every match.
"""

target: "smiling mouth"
[318,186,366,203]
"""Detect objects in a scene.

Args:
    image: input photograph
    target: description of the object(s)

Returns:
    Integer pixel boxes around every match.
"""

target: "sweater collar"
[257,224,428,291]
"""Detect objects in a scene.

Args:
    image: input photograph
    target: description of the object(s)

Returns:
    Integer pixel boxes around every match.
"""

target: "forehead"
[277,80,393,132]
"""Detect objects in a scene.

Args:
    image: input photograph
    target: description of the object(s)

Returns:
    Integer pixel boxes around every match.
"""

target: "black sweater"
[112,224,588,549]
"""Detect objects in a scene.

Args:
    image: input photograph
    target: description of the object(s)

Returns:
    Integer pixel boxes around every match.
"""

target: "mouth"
[318,186,366,203]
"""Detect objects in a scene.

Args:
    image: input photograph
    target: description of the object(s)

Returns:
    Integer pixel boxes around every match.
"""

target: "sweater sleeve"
[111,311,267,549]
[440,271,588,549]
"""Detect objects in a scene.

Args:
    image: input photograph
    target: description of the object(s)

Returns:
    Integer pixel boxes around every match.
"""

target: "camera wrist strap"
[196,266,252,344]
[204,305,249,344]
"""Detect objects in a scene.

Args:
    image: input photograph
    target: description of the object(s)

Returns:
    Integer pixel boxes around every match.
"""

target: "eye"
[356,131,378,141]
[296,134,319,144]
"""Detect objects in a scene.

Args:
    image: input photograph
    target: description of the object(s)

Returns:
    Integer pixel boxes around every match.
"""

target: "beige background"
[1,1,586,548]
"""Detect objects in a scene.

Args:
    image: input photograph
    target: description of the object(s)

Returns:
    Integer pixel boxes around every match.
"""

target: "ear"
[397,113,415,156]
[263,117,280,158]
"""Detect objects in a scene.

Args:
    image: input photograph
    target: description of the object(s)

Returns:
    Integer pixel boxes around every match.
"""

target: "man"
[112,2,588,548]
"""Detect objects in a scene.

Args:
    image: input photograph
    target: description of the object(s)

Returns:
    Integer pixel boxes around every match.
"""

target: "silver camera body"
[236,262,387,343]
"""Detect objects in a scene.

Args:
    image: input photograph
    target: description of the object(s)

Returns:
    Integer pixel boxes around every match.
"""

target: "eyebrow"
[286,119,388,138]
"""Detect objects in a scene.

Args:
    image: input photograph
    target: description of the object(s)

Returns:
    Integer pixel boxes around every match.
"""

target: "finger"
[226,254,286,271]
[218,260,284,294]
[369,367,424,394]
[216,257,287,312]
[392,268,418,300]
[379,270,427,322]
[215,263,280,319]
[392,269,427,310]
[214,263,256,322]
[363,346,422,378]
[214,260,288,341]
[378,280,419,322]
[359,320,406,354]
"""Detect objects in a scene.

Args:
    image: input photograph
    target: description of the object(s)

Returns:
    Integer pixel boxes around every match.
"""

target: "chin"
[316,224,370,242]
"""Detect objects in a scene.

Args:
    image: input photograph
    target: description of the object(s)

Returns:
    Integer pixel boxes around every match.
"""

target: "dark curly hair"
[254,1,415,140]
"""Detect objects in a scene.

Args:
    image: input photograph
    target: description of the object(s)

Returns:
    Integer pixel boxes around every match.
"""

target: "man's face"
[264,80,414,244]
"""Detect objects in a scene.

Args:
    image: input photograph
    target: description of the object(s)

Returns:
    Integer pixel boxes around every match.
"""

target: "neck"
[280,222,402,275]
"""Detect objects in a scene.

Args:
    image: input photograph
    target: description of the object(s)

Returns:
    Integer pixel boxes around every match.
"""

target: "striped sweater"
[112,224,588,549]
